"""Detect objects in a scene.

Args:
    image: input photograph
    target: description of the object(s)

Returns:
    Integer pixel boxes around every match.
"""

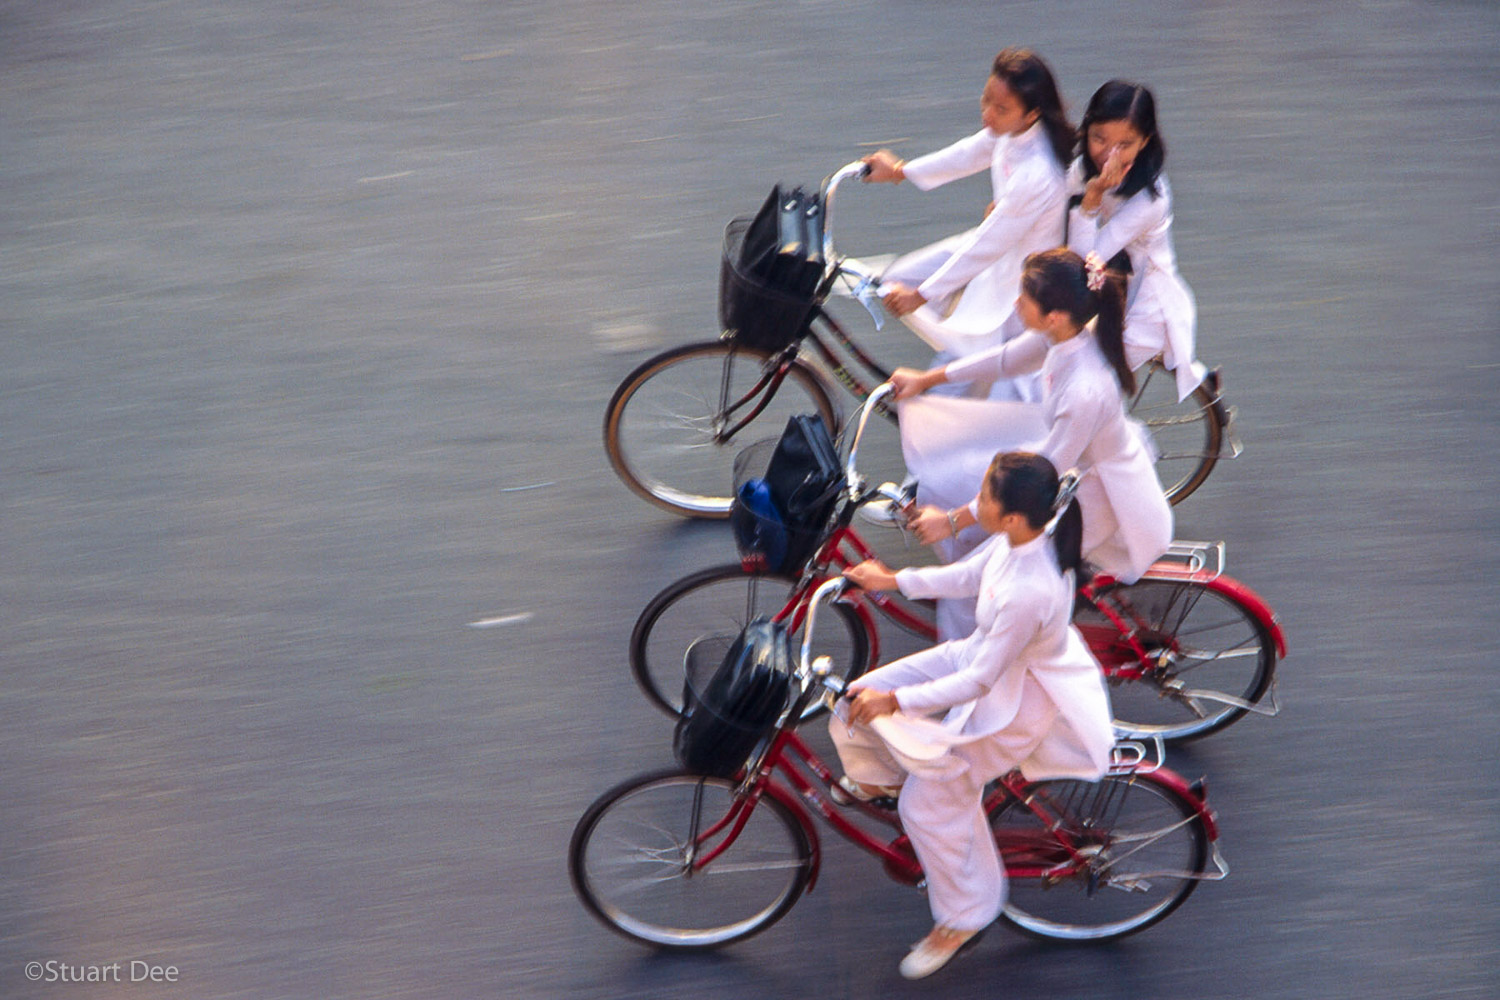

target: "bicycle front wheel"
[604,341,839,518]
[1128,361,1225,506]
[630,564,872,721]
[569,770,813,950]
[994,773,1209,941]
[1077,578,1276,742]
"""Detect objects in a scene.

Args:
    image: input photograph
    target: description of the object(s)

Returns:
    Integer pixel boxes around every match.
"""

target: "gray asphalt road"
[2,2,1496,998]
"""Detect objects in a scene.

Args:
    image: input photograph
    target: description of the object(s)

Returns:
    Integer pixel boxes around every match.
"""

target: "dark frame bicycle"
[603,161,1239,519]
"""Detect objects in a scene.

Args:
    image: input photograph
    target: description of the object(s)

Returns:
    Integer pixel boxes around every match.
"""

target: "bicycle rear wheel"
[569,770,813,950]
[994,773,1209,941]
[604,340,838,518]
[1128,361,1225,505]
[630,563,872,721]
[1077,578,1276,742]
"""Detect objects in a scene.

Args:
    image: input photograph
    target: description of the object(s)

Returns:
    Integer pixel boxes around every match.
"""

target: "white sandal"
[828,775,902,806]
[899,925,983,980]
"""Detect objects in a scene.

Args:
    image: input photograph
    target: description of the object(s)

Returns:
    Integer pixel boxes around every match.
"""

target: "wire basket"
[718,217,822,353]
[674,628,792,778]
[729,438,829,573]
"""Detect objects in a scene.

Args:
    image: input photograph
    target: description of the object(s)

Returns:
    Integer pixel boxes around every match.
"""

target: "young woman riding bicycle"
[890,248,1174,639]
[832,451,1115,978]
[865,47,1073,400]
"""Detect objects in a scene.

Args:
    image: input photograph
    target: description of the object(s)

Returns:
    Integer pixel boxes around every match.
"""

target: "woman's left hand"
[845,687,900,726]
[882,284,927,318]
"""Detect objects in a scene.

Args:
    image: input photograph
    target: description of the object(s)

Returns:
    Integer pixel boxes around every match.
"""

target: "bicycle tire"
[631,563,873,721]
[604,340,839,519]
[1128,361,1225,506]
[569,769,813,950]
[1077,578,1276,743]
[994,772,1210,941]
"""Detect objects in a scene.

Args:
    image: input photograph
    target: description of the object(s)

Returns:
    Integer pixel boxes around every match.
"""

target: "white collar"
[1009,531,1050,557]
[1048,329,1094,360]
[1000,121,1047,162]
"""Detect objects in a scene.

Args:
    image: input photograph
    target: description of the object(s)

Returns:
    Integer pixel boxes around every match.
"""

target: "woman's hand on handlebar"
[843,559,899,593]
[881,284,926,318]
[888,365,948,401]
[844,686,899,726]
[861,149,906,183]
[908,503,975,546]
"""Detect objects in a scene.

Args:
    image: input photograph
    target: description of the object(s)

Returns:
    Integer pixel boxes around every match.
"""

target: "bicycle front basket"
[728,420,840,574]
[719,217,821,353]
[674,621,793,778]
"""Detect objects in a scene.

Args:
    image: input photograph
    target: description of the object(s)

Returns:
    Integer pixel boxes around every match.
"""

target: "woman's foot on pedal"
[828,775,902,807]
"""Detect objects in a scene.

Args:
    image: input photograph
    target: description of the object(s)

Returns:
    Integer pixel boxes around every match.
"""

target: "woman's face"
[976,479,1008,534]
[1015,287,1051,336]
[1086,118,1149,175]
[981,75,1038,136]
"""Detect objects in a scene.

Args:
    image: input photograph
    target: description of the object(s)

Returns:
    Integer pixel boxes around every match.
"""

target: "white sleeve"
[901,129,996,190]
[893,535,998,600]
[1068,186,1170,264]
[916,160,1060,302]
[939,331,1049,385]
[894,587,1044,715]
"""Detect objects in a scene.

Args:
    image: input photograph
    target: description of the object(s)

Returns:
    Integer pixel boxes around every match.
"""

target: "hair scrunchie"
[1044,469,1082,536]
[1083,252,1108,293]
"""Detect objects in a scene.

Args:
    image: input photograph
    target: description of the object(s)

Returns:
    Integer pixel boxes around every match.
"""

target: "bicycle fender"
[1203,576,1288,659]
[761,779,823,893]
[1136,767,1220,841]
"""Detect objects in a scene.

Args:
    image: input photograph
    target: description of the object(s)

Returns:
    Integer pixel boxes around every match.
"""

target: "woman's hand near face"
[843,559,898,592]
[862,149,906,183]
[1081,148,1131,214]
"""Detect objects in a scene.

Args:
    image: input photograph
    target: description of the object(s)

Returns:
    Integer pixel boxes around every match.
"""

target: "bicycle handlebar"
[820,160,872,267]
[843,381,895,494]
[798,576,850,683]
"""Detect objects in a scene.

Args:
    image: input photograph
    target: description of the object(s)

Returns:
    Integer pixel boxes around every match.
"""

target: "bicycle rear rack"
[1144,540,1225,583]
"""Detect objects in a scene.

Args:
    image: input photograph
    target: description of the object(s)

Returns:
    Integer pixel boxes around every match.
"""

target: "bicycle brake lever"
[851,275,887,331]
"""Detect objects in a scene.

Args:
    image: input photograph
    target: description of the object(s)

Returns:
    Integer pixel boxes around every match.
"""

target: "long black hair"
[1078,80,1166,201]
[992,48,1075,167]
[1022,247,1134,396]
[985,452,1084,579]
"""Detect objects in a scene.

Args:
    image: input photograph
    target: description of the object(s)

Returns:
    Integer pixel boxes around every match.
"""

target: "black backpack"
[674,618,793,778]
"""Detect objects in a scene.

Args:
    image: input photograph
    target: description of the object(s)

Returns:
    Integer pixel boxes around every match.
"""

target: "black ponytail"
[1090,266,1135,396]
[992,48,1075,166]
[1050,493,1086,582]
[1021,248,1136,397]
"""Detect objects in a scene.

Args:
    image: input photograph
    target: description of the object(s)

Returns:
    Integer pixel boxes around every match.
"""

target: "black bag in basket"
[674,619,793,778]
[730,413,843,572]
[764,413,842,567]
[740,184,825,298]
[719,185,826,352]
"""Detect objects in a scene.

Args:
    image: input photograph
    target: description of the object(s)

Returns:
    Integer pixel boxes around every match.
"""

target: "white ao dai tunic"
[1066,163,1205,400]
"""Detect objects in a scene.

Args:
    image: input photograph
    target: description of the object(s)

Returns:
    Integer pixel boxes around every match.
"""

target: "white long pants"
[830,664,1060,931]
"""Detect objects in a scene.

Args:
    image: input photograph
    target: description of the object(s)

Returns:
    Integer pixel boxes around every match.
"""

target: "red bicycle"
[573,579,1227,948]
[630,386,1286,743]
